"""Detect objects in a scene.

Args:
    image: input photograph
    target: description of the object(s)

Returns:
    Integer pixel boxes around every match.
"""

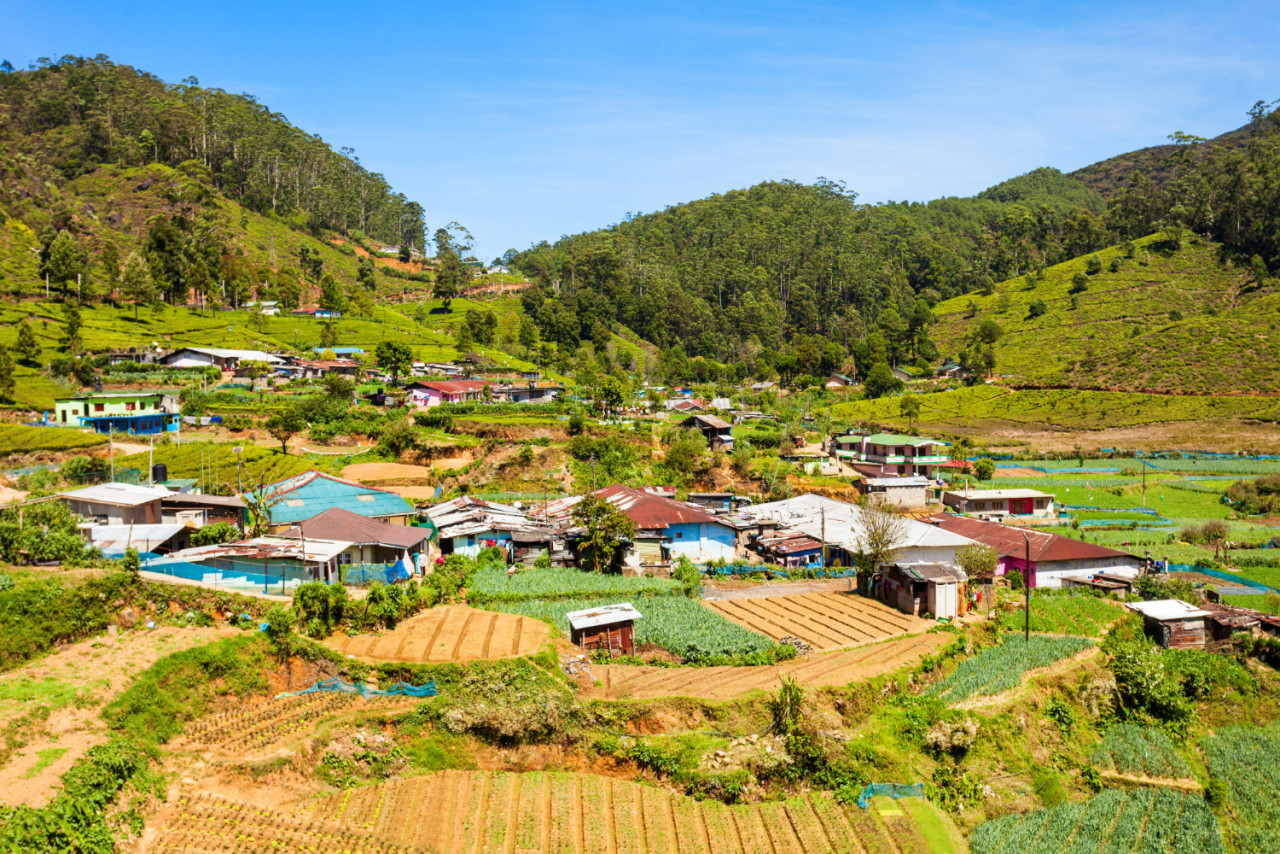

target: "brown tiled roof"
[924,514,1134,564]
[277,506,431,549]
[596,484,723,529]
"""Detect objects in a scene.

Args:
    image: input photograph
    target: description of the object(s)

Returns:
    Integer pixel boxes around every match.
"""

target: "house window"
[674,532,683,539]
[126,402,136,411]
[94,404,105,412]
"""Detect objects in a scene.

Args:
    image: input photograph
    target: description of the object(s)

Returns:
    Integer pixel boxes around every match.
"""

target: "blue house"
[260,471,412,531]
[593,484,737,564]
[311,347,365,356]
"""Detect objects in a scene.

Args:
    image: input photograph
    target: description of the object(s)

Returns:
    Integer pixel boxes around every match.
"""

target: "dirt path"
[343,461,437,483]
[701,578,859,600]
[590,635,938,700]
[0,625,237,807]
[323,605,549,663]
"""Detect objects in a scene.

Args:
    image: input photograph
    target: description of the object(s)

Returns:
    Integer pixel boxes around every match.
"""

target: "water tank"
[152,463,168,484]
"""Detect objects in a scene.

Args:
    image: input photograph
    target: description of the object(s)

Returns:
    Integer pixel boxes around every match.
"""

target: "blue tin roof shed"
[262,471,412,526]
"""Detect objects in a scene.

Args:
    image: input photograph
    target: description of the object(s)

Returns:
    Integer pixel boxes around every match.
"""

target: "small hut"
[566,603,641,657]
[883,563,968,619]
[1126,599,1209,649]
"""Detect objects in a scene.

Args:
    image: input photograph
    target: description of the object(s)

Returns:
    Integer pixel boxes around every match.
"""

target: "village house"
[541,485,738,568]
[157,536,354,587]
[311,346,365,358]
[492,380,564,404]
[405,379,492,407]
[82,523,190,557]
[824,372,856,389]
[290,305,342,319]
[857,475,932,509]
[277,507,433,568]
[160,347,284,372]
[424,496,553,560]
[743,493,975,567]
[925,514,1141,588]
[160,493,246,529]
[829,432,948,478]
[749,380,777,393]
[679,414,734,451]
[934,358,970,380]
[942,488,1056,520]
[567,603,640,656]
[260,471,413,530]
[754,530,826,567]
[54,391,180,435]
[59,482,170,525]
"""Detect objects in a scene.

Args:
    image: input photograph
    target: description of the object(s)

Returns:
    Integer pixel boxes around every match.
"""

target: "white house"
[160,347,285,371]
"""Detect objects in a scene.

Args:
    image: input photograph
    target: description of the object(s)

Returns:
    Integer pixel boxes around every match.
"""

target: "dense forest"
[514,100,1280,385]
[0,55,425,249]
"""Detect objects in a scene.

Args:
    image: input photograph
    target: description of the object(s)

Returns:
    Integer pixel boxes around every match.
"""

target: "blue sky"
[4,1,1278,260]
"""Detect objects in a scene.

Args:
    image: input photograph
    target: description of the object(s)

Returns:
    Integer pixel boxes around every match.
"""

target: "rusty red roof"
[924,514,1134,564]
[407,380,491,394]
[595,484,724,529]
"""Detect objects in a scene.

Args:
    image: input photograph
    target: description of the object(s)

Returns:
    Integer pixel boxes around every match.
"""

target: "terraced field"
[592,635,936,699]
[150,770,953,854]
[324,605,548,662]
[704,592,926,650]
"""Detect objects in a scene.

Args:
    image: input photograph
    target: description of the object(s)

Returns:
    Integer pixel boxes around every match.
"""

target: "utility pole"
[1021,529,1031,642]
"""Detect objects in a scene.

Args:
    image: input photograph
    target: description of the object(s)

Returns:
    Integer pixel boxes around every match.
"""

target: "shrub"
[1070,272,1089,293]
[1027,298,1048,319]
[1006,568,1024,591]
[1085,255,1103,275]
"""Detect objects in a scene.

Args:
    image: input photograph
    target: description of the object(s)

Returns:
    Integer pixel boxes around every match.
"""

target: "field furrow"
[323,605,548,663]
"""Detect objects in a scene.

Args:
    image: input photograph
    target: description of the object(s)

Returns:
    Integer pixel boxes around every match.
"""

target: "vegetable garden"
[491,595,775,660]
[0,424,107,456]
[995,591,1123,637]
[969,788,1225,854]
[1089,723,1192,778]
[926,635,1094,703]
[467,564,681,606]
[1202,723,1280,852]
[182,693,418,753]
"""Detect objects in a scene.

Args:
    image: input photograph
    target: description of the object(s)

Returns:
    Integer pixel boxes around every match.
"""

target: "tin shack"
[1126,599,1209,649]
[566,602,641,657]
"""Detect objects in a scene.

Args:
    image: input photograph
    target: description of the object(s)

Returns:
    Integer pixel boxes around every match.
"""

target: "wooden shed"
[1126,599,1209,649]
[566,603,641,657]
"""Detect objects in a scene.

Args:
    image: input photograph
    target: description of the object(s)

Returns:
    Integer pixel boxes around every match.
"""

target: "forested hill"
[0,55,425,248]
[514,102,1280,387]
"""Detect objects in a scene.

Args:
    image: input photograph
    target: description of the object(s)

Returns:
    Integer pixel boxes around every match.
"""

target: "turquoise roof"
[264,471,412,525]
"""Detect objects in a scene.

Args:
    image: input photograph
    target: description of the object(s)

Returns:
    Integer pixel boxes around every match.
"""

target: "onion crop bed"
[970,788,1225,854]
[1202,723,1280,852]
[926,635,1094,703]
[1090,723,1192,778]
[468,564,681,606]
[489,595,775,659]
[996,592,1123,637]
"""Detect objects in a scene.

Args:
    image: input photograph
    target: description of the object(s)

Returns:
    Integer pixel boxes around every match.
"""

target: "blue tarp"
[857,782,925,810]
[278,676,438,699]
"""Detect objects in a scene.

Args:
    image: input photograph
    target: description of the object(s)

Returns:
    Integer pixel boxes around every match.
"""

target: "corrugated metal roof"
[166,535,352,563]
[925,514,1135,564]
[165,347,284,363]
[1126,599,1210,620]
[945,489,1053,500]
[60,483,171,507]
[899,562,968,582]
[567,602,642,630]
[595,484,724,529]
[862,433,940,446]
[682,414,732,430]
[263,471,411,525]
[86,523,187,553]
[160,493,246,509]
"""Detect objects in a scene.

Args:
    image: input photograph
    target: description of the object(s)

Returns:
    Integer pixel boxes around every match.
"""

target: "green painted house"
[54,392,180,435]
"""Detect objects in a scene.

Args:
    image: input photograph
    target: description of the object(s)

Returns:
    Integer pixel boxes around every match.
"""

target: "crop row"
[467,564,682,604]
[149,793,410,854]
[489,595,775,659]
[970,788,1225,854]
[1202,723,1280,851]
[996,592,1122,638]
[927,635,1094,703]
[1090,723,1192,778]
[185,692,411,752]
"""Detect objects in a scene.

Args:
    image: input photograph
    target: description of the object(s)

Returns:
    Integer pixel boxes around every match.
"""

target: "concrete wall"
[667,521,736,561]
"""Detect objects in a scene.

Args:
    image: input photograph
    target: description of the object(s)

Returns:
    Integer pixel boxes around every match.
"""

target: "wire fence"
[140,556,312,595]
[857,782,925,810]
[277,677,438,699]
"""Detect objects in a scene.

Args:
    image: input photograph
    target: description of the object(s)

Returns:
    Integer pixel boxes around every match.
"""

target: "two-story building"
[405,380,492,407]
[54,392,180,435]
[830,432,948,478]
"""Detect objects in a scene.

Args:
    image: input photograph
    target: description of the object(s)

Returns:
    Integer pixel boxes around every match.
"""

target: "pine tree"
[14,320,40,364]
[60,300,83,354]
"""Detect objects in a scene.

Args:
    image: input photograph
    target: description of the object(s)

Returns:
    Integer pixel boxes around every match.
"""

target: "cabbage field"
[488,595,774,660]
[467,565,681,606]
[1202,723,1280,852]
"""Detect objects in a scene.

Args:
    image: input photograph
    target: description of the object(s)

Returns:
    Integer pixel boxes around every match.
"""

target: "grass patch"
[468,565,681,606]
[102,634,270,749]
[21,747,68,779]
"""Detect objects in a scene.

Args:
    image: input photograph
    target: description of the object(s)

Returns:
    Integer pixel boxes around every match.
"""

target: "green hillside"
[931,233,1280,394]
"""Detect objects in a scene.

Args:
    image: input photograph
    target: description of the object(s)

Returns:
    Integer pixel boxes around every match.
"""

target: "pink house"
[406,380,492,407]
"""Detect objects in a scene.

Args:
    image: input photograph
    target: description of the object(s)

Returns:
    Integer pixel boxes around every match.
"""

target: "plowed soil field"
[705,592,927,650]
[324,605,548,662]
[591,635,937,699]
[144,770,957,853]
